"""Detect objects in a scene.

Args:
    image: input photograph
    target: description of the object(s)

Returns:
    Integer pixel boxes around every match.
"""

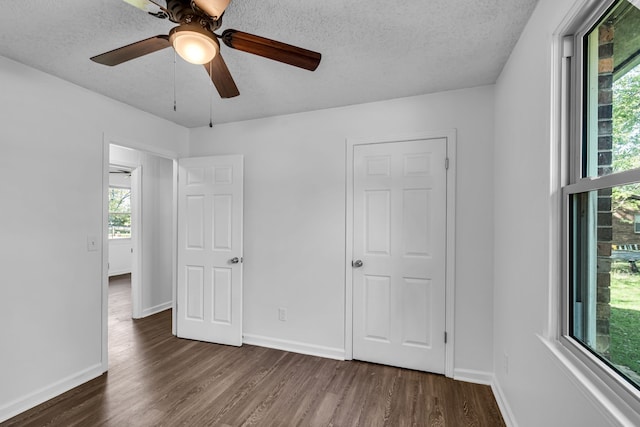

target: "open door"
[176,155,244,346]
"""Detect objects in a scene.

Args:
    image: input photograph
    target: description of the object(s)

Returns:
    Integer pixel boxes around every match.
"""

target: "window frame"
[560,0,640,412]
[108,185,132,240]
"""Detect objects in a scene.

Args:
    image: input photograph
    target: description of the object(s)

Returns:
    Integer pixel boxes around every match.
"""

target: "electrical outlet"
[278,308,287,321]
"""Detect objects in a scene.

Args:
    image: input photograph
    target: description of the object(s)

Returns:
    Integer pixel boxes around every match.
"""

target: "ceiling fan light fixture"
[170,23,219,65]
[193,0,230,20]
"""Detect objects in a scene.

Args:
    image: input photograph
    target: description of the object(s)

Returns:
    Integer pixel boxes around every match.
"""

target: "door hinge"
[444,331,448,343]
[445,158,449,170]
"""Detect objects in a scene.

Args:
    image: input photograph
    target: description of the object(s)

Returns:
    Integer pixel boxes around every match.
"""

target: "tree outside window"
[109,187,131,239]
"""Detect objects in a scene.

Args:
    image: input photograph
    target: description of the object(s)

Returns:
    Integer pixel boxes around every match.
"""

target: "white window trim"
[546,0,640,424]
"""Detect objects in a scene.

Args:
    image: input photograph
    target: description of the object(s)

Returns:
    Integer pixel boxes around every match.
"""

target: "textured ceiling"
[0,0,539,128]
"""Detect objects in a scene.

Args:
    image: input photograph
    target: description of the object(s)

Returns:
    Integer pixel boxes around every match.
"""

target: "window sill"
[538,334,640,426]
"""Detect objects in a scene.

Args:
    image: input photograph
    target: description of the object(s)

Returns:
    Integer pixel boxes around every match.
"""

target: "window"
[108,187,131,239]
[563,0,640,400]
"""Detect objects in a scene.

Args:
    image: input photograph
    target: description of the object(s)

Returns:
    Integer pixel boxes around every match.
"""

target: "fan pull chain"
[173,51,177,112]
[209,60,213,128]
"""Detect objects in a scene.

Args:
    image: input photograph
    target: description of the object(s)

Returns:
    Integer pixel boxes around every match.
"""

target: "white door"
[177,155,243,346]
[352,138,447,373]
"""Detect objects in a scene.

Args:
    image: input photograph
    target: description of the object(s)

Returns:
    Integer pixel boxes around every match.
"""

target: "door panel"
[401,277,431,347]
[365,190,391,255]
[403,189,430,256]
[186,266,204,320]
[213,195,233,250]
[177,155,243,346]
[186,195,205,249]
[352,139,446,373]
[364,275,391,341]
[212,267,232,324]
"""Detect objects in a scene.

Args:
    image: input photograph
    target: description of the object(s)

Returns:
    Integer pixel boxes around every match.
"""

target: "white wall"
[493,0,638,425]
[139,151,174,315]
[0,55,186,421]
[189,86,495,378]
[108,238,132,276]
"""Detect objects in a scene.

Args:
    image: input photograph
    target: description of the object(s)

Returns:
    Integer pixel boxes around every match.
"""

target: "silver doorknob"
[229,257,240,264]
[352,259,363,268]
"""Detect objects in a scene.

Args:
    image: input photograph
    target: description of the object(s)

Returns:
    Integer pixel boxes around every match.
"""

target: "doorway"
[108,156,142,319]
[345,131,456,377]
[102,139,177,370]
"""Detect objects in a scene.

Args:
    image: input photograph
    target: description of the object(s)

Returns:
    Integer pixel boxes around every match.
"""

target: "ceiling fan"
[91,0,322,99]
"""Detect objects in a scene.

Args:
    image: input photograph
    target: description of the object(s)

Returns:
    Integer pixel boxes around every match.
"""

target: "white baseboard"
[0,363,104,423]
[491,377,518,427]
[453,370,517,426]
[453,368,494,385]
[141,301,172,318]
[242,334,345,361]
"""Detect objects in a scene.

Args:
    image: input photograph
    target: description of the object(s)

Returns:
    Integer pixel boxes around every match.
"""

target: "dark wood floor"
[4,274,505,426]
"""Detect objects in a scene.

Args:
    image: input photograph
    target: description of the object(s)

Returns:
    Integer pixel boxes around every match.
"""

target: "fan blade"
[91,35,171,66]
[204,53,240,98]
[221,29,321,71]
[122,0,167,16]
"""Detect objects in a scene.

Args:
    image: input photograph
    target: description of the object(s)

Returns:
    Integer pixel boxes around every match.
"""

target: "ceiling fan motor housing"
[163,0,222,31]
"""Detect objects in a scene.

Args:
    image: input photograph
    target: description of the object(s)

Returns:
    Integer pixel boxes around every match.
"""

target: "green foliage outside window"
[109,187,131,238]
[613,67,640,173]
[610,54,640,388]
[612,66,640,216]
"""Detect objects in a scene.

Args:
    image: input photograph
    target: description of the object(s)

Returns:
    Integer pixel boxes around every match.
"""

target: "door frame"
[101,134,179,372]
[344,129,457,378]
